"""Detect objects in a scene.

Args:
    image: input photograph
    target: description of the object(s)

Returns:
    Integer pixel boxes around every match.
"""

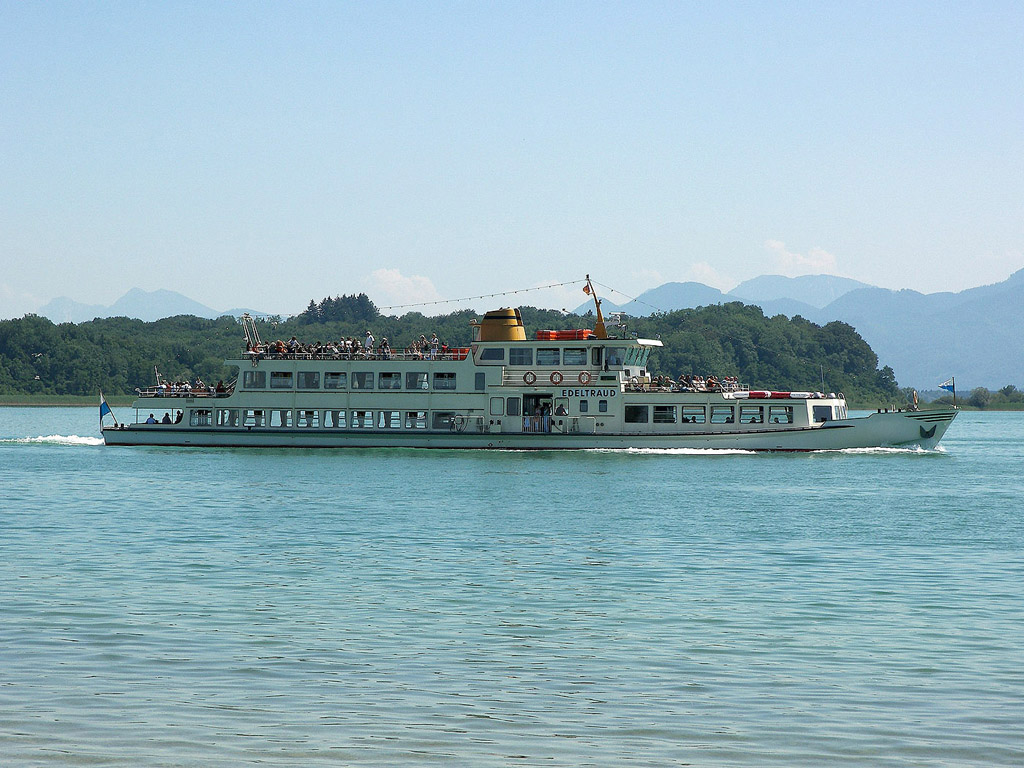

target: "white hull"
[103,408,957,451]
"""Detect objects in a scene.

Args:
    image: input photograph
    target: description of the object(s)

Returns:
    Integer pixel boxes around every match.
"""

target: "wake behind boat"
[101,279,957,451]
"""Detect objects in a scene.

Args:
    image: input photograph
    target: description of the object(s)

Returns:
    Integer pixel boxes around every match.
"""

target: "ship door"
[523,393,554,434]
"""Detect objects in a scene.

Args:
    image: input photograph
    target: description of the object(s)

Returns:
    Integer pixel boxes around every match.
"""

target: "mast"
[585,274,608,340]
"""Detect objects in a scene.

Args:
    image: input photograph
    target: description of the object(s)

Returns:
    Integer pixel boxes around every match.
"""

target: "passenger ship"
[101,283,957,451]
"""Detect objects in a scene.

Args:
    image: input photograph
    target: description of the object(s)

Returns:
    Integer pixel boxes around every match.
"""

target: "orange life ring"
[523,371,537,385]
[578,371,592,385]
[550,371,563,385]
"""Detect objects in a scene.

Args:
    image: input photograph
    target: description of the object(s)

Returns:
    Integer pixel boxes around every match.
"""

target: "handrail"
[240,348,472,363]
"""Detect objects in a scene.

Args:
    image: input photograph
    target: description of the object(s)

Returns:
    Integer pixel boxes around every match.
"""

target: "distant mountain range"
[38,289,272,324]
[37,271,1024,390]
[576,271,1024,390]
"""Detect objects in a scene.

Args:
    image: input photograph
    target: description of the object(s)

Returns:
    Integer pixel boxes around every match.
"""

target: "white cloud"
[363,268,444,310]
[688,261,733,291]
[765,240,839,276]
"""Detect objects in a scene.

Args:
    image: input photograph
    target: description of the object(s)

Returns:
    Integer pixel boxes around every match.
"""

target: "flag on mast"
[99,391,118,427]
[938,377,956,405]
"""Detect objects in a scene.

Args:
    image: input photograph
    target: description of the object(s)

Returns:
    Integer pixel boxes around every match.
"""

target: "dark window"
[479,347,505,361]
[324,372,346,389]
[506,397,521,416]
[434,372,456,390]
[537,348,560,366]
[352,372,374,390]
[297,371,320,389]
[813,405,832,423]
[653,405,676,424]
[270,371,293,389]
[625,405,649,423]
[509,348,533,366]
[475,372,486,391]
[378,372,401,390]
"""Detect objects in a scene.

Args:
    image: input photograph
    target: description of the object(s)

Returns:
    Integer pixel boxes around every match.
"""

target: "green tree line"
[1,298,902,405]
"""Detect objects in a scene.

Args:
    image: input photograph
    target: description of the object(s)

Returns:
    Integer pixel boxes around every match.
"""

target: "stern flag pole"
[99,391,119,429]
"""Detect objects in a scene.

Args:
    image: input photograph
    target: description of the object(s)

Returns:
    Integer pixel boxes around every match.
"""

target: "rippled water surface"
[2,408,1023,766]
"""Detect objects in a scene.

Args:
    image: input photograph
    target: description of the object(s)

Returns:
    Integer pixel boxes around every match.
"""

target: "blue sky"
[2,1,1022,318]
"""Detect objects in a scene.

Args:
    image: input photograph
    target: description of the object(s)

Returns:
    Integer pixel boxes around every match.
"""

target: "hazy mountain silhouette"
[38,289,268,323]
[579,271,1024,389]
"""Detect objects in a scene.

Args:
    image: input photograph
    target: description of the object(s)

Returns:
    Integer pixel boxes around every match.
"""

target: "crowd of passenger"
[639,374,743,393]
[246,331,457,361]
[141,377,229,397]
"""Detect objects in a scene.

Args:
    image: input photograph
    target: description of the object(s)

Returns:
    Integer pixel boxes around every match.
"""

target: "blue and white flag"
[938,378,955,393]
[99,391,118,427]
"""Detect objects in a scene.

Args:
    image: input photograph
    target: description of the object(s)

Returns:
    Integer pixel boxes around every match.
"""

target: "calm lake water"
[1,407,1022,767]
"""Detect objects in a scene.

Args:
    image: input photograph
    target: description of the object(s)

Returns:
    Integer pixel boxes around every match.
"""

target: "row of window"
[207,408,465,430]
[478,346,650,368]
[623,404,797,425]
[243,370,469,391]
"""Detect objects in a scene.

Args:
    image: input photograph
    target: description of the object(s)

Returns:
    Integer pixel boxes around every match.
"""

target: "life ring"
[550,371,563,385]
[578,371,592,385]
[523,371,537,385]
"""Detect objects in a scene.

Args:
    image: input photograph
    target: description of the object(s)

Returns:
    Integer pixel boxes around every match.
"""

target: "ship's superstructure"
[102,288,957,451]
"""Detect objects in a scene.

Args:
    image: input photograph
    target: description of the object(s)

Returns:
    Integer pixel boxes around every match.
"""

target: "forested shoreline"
[0,295,920,407]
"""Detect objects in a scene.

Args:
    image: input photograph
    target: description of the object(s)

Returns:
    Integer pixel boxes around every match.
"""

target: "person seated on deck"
[146,413,157,424]
[215,380,226,394]
[161,413,172,424]
[175,410,183,423]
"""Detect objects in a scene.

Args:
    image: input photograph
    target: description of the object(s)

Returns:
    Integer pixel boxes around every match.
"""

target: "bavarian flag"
[99,391,117,426]
[938,378,955,393]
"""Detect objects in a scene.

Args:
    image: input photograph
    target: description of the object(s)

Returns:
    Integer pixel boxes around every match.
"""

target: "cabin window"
[243,371,266,389]
[653,405,676,424]
[270,371,293,389]
[563,348,587,366]
[270,409,292,427]
[768,405,794,424]
[352,372,374,390]
[378,410,401,429]
[599,400,608,413]
[625,405,649,423]
[242,409,264,427]
[190,409,212,427]
[405,371,428,390]
[324,409,346,428]
[432,412,455,430]
[216,409,238,427]
[351,410,373,428]
[579,400,589,413]
[506,397,521,417]
[537,348,560,366]
[710,405,735,424]
[475,372,486,391]
[324,372,347,389]
[813,405,832,423]
[509,348,533,366]
[606,348,625,367]
[296,410,319,428]
[479,347,505,361]
[379,372,402,390]
[591,348,603,367]
[682,405,705,424]
[739,405,764,424]
[434,372,456,390]
[405,411,427,429]
[297,371,320,389]
[490,397,503,416]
